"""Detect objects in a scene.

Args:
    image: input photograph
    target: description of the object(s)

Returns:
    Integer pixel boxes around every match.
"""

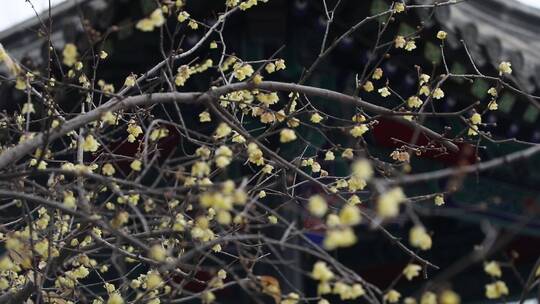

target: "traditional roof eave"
[417,0,540,92]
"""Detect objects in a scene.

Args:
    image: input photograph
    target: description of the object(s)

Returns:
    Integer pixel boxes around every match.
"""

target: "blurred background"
[1,0,540,303]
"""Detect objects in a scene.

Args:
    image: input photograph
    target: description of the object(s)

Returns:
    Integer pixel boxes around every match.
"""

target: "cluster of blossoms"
[310,261,365,302]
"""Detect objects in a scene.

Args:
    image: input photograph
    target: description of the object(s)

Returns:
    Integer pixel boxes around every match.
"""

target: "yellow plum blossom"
[407,96,422,108]
[82,135,100,152]
[484,261,502,277]
[378,87,391,97]
[409,226,432,250]
[325,151,335,161]
[177,11,190,22]
[405,40,417,51]
[215,123,232,139]
[149,245,167,262]
[339,204,361,226]
[130,160,142,171]
[102,163,115,176]
[280,128,297,143]
[395,36,406,48]
[311,113,324,123]
[421,292,437,304]
[437,30,447,40]
[308,195,327,217]
[384,290,401,303]
[403,264,422,280]
[350,124,369,137]
[312,261,334,281]
[323,227,357,250]
[124,75,136,87]
[377,187,406,218]
[63,43,78,66]
[440,290,460,304]
[363,81,374,92]
[498,61,512,75]
[485,281,509,299]
[471,113,482,125]
[372,68,383,80]
[21,102,35,114]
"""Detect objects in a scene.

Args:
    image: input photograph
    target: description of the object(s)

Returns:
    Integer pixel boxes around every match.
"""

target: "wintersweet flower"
[363,81,374,92]
[247,143,264,165]
[312,261,334,281]
[323,228,357,250]
[339,204,361,226]
[280,128,297,143]
[498,61,512,75]
[394,2,405,13]
[419,85,430,96]
[395,36,406,48]
[325,151,335,161]
[311,113,324,123]
[215,145,233,168]
[214,123,232,139]
[149,245,167,262]
[408,96,422,108]
[420,74,430,85]
[372,67,383,80]
[342,148,354,159]
[177,11,189,22]
[377,187,406,218]
[437,30,447,40]
[350,125,369,137]
[432,88,445,99]
[233,63,254,81]
[484,261,502,277]
[308,195,327,217]
[421,292,437,304]
[130,160,142,171]
[486,98,498,110]
[63,43,78,66]
[146,271,163,290]
[102,163,115,176]
[352,159,373,180]
[101,111,118,125]
[378,87,391,97]
[124,75,136,87]
[485,281,509,299]
[409,226,432,250]
[405,40,417,51]
[434,195,445,206]
[199,111,211,122]
[468,125,479,136]
[384,290,401,303]
[127,122,143,142]
[188,20,198,29]
[471,113,482,125]
[21,102,35,114]
[265,62,276,73]
[82,135,100,152]
[275,59,286,70]
[403,264,422,280]
[440,290,460,304]
[136,9,165,32]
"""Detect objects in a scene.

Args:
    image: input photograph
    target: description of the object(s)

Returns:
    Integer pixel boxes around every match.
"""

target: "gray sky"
[0,0,539,33]
[0,0,66,32]
[518,0,540,8]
